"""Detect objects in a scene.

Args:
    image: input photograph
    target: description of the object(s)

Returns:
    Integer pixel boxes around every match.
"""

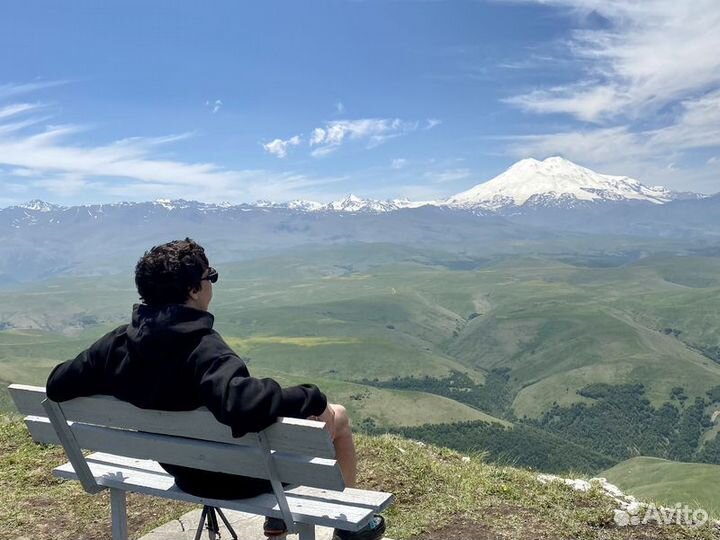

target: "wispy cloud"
[262,135,301,158]
[0,91,341,203]
[206,99,223,114]
[264,116,440,159]
[500,0,720,192]
[0,80,68,100]
[504,84,624,123]
[0,103,41,120]
[391,158,408,169]
[424,168,472,183]
[309,118,423,157]
[506,1,720,122]
[506,89,720,191]
[335,101,345,114]
[424,118,442,130]
[507,89,720,160]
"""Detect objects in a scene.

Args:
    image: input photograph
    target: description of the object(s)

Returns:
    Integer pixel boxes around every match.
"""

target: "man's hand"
[310,405,336,441]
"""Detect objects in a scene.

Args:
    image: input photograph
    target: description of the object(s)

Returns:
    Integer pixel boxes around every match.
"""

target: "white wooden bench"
[9,384,394,540]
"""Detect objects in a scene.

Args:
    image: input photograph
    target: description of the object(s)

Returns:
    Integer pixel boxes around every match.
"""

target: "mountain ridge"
[5,157,709,217]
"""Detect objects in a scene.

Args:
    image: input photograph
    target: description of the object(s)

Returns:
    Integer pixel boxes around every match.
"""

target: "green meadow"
[603,456,720,518]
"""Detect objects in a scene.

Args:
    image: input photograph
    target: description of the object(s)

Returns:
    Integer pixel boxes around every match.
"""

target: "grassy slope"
[255,369,510,427]
[442,256,720,418]
[603,457,720,519]
[3,417,716,540]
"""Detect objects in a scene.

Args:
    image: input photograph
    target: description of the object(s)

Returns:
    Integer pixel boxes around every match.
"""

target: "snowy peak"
[325,194,399,213]
[285,199,325,212]
[16,199,64,212]
[445,157,678,211]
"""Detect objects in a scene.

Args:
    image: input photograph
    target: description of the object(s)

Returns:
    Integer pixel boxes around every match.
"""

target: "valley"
[3,243,720,515]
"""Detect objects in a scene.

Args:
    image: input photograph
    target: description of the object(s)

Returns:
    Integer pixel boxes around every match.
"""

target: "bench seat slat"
[10,385,333,458]
[54,460,374,532]
[25,417,345,491]
[286,486,395,513]
[84,453,395,512]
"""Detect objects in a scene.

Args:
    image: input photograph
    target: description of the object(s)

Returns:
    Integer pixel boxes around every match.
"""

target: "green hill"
[603,457,720,519]
[3,244,720,482]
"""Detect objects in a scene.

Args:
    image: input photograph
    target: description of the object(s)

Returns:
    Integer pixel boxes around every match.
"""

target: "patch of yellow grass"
[321,273,371,281]
[226,335,362,350]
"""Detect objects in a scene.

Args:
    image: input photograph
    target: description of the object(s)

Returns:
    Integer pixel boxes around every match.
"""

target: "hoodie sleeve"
[190,334,327,437]
[46,325,127,402]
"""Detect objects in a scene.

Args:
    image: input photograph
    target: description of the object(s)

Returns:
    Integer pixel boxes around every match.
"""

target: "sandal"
[263,516,287,537]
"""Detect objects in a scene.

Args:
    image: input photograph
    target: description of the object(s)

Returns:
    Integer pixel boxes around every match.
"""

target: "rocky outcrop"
[537,473,719,529]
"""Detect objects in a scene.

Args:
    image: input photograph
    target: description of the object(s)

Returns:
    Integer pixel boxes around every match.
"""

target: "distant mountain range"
[5,157,711,222]
[1,157,718,282]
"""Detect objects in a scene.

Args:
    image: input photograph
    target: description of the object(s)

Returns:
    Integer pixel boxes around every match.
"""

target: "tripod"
[193,505,239,540]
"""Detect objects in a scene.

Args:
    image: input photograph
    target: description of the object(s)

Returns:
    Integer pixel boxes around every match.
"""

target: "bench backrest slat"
[10,385,334,457]
[24,416,344,489]
[11,385,345,492]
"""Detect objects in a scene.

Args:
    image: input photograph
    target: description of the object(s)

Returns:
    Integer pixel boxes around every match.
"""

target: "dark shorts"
[160,463,274,499]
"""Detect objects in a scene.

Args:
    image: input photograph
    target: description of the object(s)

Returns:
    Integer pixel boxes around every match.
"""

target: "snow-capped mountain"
[1,158,709,226]
[444,157,683,211]
[253,194,432,213]
[16,199,66,212]
[323,194,430,213]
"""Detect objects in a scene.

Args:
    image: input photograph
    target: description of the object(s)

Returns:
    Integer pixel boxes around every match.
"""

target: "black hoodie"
[46,303,328,497]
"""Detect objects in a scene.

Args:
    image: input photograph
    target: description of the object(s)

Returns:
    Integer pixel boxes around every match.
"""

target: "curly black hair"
[135,238,210,305]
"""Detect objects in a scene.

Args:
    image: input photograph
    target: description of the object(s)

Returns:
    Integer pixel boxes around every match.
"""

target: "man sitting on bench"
[45,237,386,540]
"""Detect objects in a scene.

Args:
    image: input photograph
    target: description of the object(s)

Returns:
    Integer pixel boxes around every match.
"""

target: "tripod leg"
[194,507,209,540]
[215,508,239,540]
[207,507,219,540]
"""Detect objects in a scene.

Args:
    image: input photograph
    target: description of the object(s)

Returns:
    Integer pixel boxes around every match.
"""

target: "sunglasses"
[202,267,219,284]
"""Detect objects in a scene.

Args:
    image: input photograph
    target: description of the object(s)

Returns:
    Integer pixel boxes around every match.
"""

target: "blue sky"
[0,0,719,206]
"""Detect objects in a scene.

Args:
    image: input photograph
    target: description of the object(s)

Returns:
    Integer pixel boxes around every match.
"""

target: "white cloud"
[504,84,626,123]
[262,135,301,158]
[391,158,408,169]
[505,91,720,192]
[499,1,720,192]
[0,80,68,100]
[309,118,419,157]
[205,99,223,113]
[335,101,345,114]
[269,116,435,159]
[8,167,41,177]
[0,96,342,203]
[424,168,472,183]
[425,118,442,130]
[310,128,326,146]
[508,89,720,163]
[507,0,720,122]
[0,103,40,120]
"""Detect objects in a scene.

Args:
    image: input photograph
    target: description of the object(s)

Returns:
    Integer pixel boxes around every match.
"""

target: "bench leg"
[297,523,316,540]
[110,489,128,540]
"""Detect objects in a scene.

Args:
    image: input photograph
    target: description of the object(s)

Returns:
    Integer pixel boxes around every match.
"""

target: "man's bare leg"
[329,404,357,487]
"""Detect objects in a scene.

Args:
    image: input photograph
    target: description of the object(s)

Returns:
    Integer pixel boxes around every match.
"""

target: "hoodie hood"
[127,303,214,355]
